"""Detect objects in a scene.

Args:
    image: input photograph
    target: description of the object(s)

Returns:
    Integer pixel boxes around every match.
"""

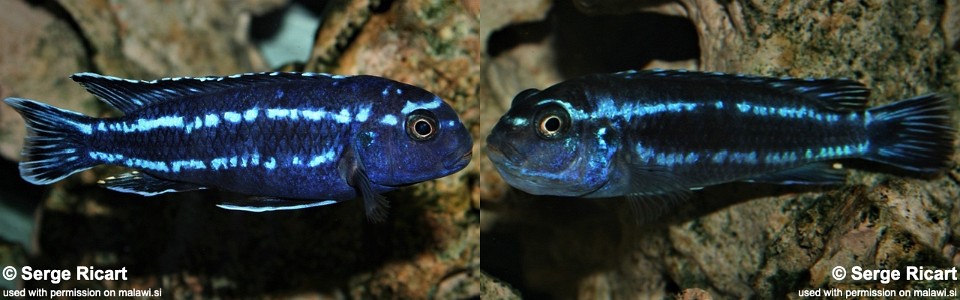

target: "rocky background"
[3,0,960,298]
[481,0,960,299]
[0,0,479,298]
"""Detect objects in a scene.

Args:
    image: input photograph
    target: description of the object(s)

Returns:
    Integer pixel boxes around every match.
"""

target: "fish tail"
[864,94,956,173]
[4,97,97,184]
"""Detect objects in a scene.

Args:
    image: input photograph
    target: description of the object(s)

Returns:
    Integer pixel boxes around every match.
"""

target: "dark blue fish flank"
[5,72,473,221]
[487,69,955,211]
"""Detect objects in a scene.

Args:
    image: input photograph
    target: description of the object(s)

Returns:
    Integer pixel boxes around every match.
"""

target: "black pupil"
[415,119,432,136]
[543,116,561,132]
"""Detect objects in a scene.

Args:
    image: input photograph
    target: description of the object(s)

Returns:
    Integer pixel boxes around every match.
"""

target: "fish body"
[5,72,473,220]
[487,69,954,202]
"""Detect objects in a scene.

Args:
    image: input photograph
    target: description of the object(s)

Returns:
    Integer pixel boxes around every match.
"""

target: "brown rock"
[57,0,284,78]
[0,1,91,161]
[1,0,478,298]
[306,0,378,69]
[310,1,480,298]
[480,270,522,299]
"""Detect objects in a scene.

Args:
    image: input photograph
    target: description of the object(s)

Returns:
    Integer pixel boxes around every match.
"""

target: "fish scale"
[487,69,954,217]
[5,71,473,220]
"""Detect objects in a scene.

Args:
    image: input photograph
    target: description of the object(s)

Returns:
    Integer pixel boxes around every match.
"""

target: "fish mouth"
[485,142,521,165]
[485,144,528,186]
[487,149,602,197]
[444,150,473,171]
[486,144,503,161]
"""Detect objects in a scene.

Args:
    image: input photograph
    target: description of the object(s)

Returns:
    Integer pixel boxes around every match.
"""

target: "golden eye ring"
[534,104,570,139]
[406,110,438,141]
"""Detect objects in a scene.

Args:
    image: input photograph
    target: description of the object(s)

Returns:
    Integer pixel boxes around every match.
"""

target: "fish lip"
[444,150,473,171]
[485,145,507,166]
[485,142,520,165]
[486,144,503,159]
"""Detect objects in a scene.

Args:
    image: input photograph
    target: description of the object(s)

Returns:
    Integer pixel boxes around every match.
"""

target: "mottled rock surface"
[0,2,91,290]
[0,0,91,162]
[480,270,523,299]
[57,0,281,78]
[0,0,478,298]
[304,0,481,297]
[481,0,960,298]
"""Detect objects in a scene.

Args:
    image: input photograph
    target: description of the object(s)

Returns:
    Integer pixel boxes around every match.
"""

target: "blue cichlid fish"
[5,72,473,221]
[487,69,955,215]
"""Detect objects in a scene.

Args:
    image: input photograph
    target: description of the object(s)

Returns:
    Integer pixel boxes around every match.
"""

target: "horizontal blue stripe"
[634,142,869,167]
[733,101,844,122]
[633,144,702,166]
[555,98,854,124]
[764,151,798,164]
[224,111,242,122]
[590,98,700,121]
[171,159,206,172]
[89,149,339,174]
[96,105,384,135]
[97,116,184,133]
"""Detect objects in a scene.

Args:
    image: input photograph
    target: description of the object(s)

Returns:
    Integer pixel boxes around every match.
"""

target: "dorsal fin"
[70,72,346,114]
[762,76,868,111]
[619,69,870,111]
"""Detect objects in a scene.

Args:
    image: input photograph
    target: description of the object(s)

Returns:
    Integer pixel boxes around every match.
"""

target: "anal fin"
[216,197,339,212]
[743,162,847,185]
[99,171,205,196]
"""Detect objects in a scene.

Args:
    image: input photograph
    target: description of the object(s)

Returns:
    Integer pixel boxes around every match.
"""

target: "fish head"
[487,87,615,197]
[354,85,473,187]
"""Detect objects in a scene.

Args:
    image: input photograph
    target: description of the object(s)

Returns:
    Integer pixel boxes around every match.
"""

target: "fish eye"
[535,105,569,139]
[406,109,438,141]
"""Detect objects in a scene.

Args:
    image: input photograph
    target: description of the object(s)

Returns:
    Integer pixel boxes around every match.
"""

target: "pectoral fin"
[623,166,693,224]
[340,144,390,222]
[351,168,390,222]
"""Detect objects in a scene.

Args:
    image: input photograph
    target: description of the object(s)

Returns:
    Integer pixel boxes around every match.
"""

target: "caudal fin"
[4,98,97,184]
[865,94,956,173]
